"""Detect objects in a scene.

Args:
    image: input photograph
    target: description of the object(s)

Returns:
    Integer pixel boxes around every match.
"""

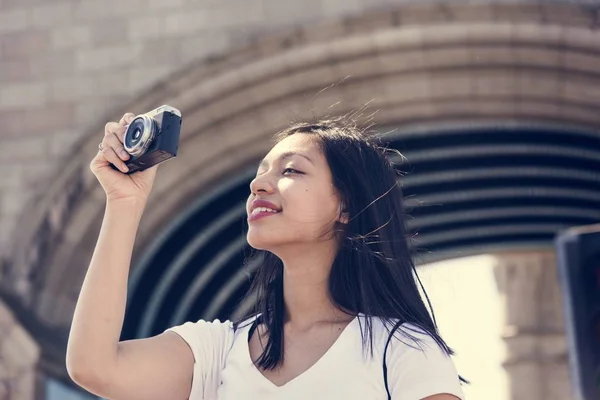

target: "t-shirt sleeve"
[164,318,234,400]
[386,323,465,400]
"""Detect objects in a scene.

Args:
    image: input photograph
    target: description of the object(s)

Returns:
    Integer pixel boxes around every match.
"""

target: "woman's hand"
[89,112,159,203]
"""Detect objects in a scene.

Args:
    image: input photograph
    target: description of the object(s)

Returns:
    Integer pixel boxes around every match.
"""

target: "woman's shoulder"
[165,313,259,335]
[362,315,446,353]
[165,318,236,348]
[366,318,464,399]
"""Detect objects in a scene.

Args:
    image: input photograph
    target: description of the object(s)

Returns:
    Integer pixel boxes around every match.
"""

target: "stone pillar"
[493,250,572,400]
[0,299,40,400]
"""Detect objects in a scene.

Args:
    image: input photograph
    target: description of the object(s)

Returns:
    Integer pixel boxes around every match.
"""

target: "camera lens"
[123,115,156,157]
[125,118,145,147]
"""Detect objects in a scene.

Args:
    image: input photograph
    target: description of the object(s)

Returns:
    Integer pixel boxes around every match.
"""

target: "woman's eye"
[283,168,300,174]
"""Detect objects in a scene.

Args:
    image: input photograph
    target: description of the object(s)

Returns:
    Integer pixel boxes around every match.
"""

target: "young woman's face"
[246,133,344,250]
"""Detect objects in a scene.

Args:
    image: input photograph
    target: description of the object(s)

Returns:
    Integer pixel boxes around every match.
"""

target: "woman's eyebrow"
[258,151,315,169]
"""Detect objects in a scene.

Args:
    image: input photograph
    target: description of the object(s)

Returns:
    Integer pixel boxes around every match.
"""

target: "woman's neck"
[276,240,351,329]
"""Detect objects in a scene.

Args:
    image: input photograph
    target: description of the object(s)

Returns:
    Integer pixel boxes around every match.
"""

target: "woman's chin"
[247,231,293,251]
[246,233,275,251]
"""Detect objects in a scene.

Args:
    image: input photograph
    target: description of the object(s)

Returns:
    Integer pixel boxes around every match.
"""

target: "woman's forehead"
[270,134,320,157]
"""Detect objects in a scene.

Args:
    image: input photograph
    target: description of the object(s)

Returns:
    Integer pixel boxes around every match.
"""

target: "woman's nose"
[250,174,275,195]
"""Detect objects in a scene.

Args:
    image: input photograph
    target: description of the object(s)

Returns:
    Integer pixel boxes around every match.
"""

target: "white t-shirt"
[165,313,465,400]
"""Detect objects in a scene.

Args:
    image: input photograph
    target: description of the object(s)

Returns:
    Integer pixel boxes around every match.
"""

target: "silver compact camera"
[111,105,182,174]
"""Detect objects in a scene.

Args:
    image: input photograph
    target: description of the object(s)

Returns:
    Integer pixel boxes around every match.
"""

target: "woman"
[67,111,465,400]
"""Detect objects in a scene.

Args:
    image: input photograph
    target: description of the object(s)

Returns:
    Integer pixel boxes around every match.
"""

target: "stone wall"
[0,0,409,261]
[494,251,572,400]
[0,299,39,400]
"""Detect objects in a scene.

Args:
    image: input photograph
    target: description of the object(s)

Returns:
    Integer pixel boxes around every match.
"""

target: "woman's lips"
[248,210,280,222]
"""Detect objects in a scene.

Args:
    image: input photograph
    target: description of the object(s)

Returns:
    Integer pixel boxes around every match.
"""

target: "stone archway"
[4,1,600,384]
[0,300,39,400]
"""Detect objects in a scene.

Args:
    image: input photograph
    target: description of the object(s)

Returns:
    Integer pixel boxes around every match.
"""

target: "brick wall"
[0,0,404,260]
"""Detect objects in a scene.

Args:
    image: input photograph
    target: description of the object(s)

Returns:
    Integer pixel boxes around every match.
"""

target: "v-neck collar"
[244,315,359,390]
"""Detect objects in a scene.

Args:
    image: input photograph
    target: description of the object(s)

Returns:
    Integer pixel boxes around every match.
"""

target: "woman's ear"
[338,203,349,224]
[339,212,349,225]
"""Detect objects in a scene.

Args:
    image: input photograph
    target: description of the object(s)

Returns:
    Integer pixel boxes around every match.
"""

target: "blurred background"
[1,0,600,399]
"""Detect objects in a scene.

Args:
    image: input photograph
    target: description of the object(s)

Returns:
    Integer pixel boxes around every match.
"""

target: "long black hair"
[233,114,466,384]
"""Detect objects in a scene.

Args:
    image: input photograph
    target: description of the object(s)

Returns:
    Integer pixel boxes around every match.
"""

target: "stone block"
[564,75,600,104]
[147,0,186,8]
[76,43,143,71]
[29,51,77,80]
[129,65,172,93]
[0,137,49,163]
[179,33,231,64]
[0,60,31,82]
[51,25,92,49]
[50,130,79,159]
[424,46,471,69]
[540,363,571,400]
[263,0,320,27]
[428,71,472,99]
[382,73,430,103]
[0,217,16,263]
[345,9,396,34]
[564,51,600,75]
[468,45,515,66]
[514,46,561,68]
[563,26,600,52]
[138,37,182,65]
[1,189,26,216]
[541,3,596,26]
[322,0,363,17]
[512,23,563,46]
[516,70,561,100]
[22,162,55,188]
[0,8,30,34]
[90,18,128,45]
[0,104,75,136]
[472,70,518,98]
[74,0,147,21]
[31,2,74,28]
[112,0,148,16]
[74,1,115,21]
[74,95,128,126]
[396,3,448,26]
[301,19,347,44]
[0,301,15,334]
[128,15,166,40]
[519,101,560,120]
[447,3,494,21]
[1,325,39,372]
[1,30,51,59]
[377,50,425,76]
[50,76,95,102]
[494,4,542,23]
[0,82,47,109]
[12,370,36,400]
[164,9,209,35]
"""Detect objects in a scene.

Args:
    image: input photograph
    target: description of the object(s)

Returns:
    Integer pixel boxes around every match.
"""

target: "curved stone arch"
[0,301,39,400]
[5,1,600,371]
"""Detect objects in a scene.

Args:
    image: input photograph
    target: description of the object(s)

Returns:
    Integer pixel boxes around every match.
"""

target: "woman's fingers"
[100,144,129,173]
[106,130,130,161]
[105,121,125,144]
[99,113,135,173]
[119,112,136,126]
[103,120,131,172]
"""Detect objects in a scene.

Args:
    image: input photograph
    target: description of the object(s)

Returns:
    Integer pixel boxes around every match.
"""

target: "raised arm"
[66,113,196,399]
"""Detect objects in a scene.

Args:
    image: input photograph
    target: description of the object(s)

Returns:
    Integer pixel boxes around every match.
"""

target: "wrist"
[106,196,148,211]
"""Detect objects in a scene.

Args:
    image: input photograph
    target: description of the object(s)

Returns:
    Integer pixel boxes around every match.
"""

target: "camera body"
[112,105,182,174]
